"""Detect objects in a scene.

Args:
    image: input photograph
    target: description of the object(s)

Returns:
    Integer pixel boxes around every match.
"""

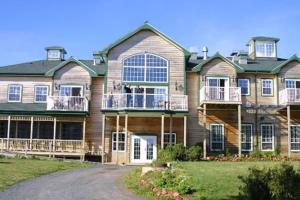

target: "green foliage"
[249,150,280,159]
[238,164,300,200]
[157,143,203,162]
[146,169,193,195]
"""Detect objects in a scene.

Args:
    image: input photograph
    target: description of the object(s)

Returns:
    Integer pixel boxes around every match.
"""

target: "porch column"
[116,114,120,165]
[287,105,291,158]
[15,121,18,138]
[52,117,57,157]
[6,115,11,150]
[161,114,165,149]
[124,114,128,164]
[238,104,242,157]
[29,116,34,150]
[203,104,207,158]
[101,114,106,164]
[81,117,86,161]
[183,115,187,147]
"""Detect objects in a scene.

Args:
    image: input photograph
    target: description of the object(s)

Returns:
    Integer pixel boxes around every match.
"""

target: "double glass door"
[131,135,157,163]
[285,79,300,101]
[206,78,229,100]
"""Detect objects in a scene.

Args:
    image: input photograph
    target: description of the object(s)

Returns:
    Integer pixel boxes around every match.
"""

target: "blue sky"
[0,0,300,66]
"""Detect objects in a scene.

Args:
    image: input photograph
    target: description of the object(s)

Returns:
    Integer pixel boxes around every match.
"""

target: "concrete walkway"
[0,165,142,200]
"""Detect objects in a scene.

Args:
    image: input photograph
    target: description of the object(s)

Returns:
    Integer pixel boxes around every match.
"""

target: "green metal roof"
[99,23,191,58]
[247,36,280,44]
[0,58,106,76]
[45,46,67,53]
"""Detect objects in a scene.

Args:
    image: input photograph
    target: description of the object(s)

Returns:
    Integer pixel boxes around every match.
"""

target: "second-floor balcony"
[102,94,188,111]
[279,88,300,105]
[47,96,89,112]
[200,86,241,104]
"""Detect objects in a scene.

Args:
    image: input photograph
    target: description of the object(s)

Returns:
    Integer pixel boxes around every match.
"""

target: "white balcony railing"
[200,86,241,103]
[279,88,300,105]
[47,96,88,112]
[102,94,188,111]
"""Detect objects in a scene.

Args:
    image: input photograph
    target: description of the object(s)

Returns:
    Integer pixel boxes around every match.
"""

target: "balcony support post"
[52,117,57,158]
[124,114,128,164]
[238,104,242,157]
[184,115,187,147]
[287,105,291,158]
[81,117,86,162]
[116,114,120,165]
[101,114,106,164]
[203,104,207,159]
[169,114,173,144]
[30,116,34,150]
[161,114,165,149]
[6,115,11,150]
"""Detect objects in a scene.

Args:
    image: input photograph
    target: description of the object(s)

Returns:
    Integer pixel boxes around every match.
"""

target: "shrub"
[238,164,300,200]
[249,150,263,158]
[186,145,202,161]
[157,144,186,162]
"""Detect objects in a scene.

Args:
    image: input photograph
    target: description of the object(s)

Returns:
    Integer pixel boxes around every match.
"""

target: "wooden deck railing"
[279,88,300,105]
[200,86,241,104]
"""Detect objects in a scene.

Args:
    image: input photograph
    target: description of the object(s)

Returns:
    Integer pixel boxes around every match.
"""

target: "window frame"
[255,41,275,57]
[261,79,273,96]
[122,53,169,83]
[111,132,126,152]
[7,84,22,103]
[260,124,274,151]
[241,123,253,151]
[163,132,176,147]
[290,125,300,152]
[238,78,250,96]
[210,124,224,151]
[34,85,49,103]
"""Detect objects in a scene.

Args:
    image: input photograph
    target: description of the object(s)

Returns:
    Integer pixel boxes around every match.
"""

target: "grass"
[175,161,300,200]
[0,156,89,190]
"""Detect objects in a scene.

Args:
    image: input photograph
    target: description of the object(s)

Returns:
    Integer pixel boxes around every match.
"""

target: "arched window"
[123,53,168,83]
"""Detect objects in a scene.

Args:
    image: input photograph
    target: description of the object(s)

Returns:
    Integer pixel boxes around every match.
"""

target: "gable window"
[261,124,274,151]
[35,86,48,103]
[255,42,275,57]
[112,132,126,151]
[123,53,168,83]
[8,84,22,102]
[261,79,273,96]
[238,79,250,95]
[291,125,300,151]
[210,124,224,151]
[163,133,176,147]
[241,124,253,151]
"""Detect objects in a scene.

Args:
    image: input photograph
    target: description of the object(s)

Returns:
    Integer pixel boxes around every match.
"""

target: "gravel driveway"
[0,165,142,200]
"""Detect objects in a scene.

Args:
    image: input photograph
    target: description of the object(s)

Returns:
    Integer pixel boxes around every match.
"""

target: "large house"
[0,23,299,164]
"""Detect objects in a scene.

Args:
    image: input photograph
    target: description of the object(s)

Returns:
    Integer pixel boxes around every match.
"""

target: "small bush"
[186,145,202,161]
[157,144,186,162]
[238,163,300,200]
[249,150,263,158]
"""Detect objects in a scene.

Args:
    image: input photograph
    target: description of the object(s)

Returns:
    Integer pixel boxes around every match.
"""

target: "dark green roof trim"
[271,54,300,73]
[45,57,98,77]
[248,36,280,44]
[45,46,67,54]
[192,53,245,73]
[100,23,191,58]
[101,109,188,114]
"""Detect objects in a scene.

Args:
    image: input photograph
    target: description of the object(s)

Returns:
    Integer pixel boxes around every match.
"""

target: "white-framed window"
[238,79,250,95]
[59,85,83,97]
[210,124,224,151]
[112,132,126,151]
[34,86,48,103]
[8,84,22,102]
[123,53,168,83]
[261,79,273,96]
[47,50,60,59]
[261,124,274,151]
[255,41,275,57]
[291,125,300,151]
[163,133,176,147]
[241,124,253,151]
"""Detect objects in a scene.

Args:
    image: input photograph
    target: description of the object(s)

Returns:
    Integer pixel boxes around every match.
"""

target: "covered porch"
[0,115,87,159]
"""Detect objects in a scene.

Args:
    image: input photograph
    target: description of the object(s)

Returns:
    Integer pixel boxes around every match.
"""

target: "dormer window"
[48,50,61,60]
[45,46,67,61]
[255,41,275,57]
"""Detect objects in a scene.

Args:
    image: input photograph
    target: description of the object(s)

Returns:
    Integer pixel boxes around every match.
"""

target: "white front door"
[206,77,229,101]
[131,135,157,164]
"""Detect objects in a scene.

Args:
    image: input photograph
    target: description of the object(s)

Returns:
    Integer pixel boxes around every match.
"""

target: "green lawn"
[175,161,300,200]
[0,157,89,190]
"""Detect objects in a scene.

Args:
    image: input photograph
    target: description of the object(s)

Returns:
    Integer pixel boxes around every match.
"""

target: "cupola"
[45,46,67,61]
[247,36,279,59]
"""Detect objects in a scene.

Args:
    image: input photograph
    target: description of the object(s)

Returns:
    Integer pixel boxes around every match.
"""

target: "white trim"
[210,124,224,151]
[8,84,22,103]
[241,124,253,151]
[260,124,274,151]
[130,135,157,164]
[238,79,250,96]
[255,41,276,58]
[261,79,273,96]
[112,131,126,152]
[122,53,169,83]
[34,85,49,103]
[290,125,300,152]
